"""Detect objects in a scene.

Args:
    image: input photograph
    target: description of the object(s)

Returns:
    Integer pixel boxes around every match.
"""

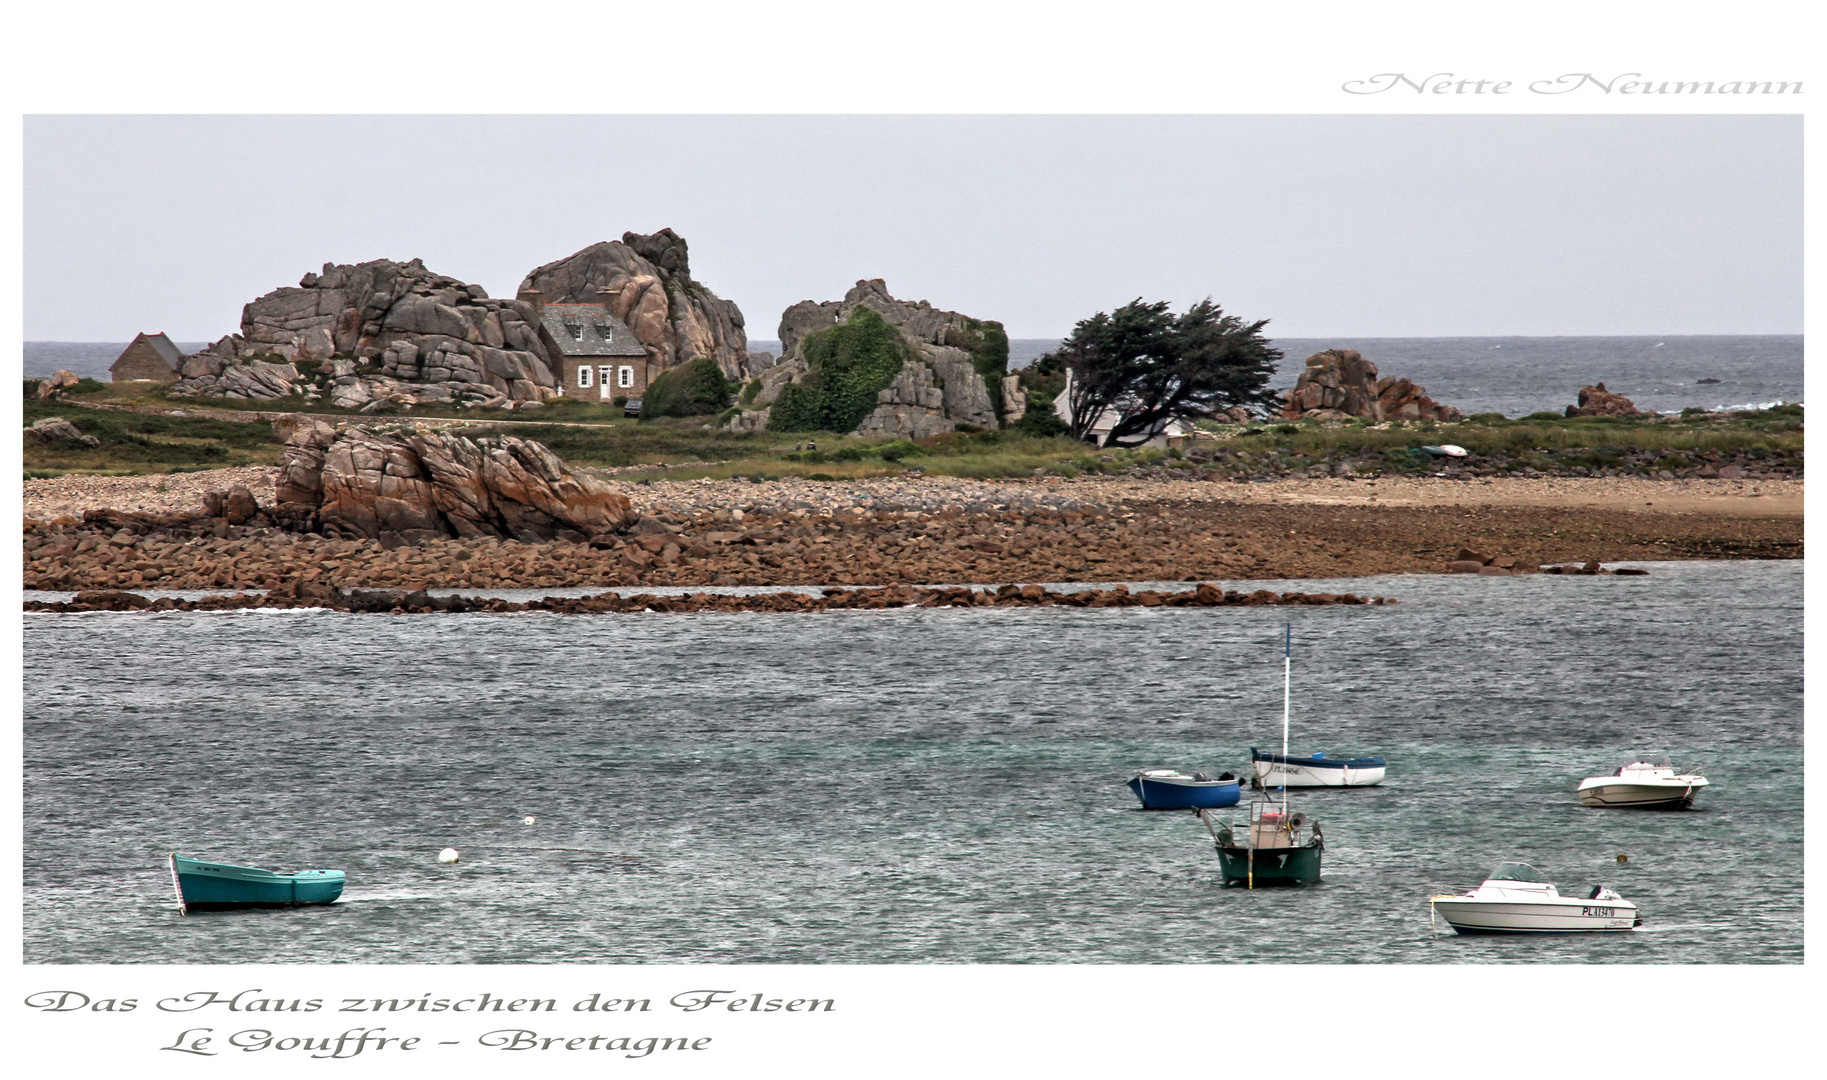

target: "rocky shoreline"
[22,469,1800,595]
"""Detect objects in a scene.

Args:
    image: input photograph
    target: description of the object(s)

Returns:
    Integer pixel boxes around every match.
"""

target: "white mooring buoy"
[438,847,461,863]
[523,816,536,825]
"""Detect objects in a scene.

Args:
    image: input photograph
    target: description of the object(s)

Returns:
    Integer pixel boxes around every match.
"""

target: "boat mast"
[1281,622,1291,796]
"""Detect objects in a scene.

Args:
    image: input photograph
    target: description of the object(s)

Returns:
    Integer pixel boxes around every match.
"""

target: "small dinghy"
[1577,758,1708,809]
[1430,862,1640,935]
[1251,747,1386,787]
[1126,769,1242,810]
[169,854,345,914]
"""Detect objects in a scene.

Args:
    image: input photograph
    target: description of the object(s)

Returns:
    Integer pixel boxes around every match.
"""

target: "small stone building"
[109,332,185,382]
[537,302,649,402]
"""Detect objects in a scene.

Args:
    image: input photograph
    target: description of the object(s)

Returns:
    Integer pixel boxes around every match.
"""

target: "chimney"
[516,286,545,316]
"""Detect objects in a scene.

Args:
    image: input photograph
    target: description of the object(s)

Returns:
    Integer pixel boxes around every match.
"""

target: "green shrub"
[1521,411,1564,422]
[1015,407,1070,438]
[739,378,762,405]
[875,439,925,462]
[768,308,910,433]
[640,357,734,420]
[714,407,740,428]
[806,472,837,481]
[1275,424,1299,435]
[831,446,867,461]
[1464,412,1509,424]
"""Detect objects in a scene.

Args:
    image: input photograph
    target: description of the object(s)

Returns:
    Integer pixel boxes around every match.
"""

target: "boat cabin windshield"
[1488,862,1546,882]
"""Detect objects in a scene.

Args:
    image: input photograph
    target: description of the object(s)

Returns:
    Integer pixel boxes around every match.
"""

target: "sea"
[26,335,1803,418]
[22,560,1803,964]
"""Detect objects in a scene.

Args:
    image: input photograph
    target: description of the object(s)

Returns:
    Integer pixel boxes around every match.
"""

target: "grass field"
[22,379,1803,480]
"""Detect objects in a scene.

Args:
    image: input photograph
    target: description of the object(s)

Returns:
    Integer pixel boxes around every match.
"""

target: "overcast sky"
[24,114,1800,342]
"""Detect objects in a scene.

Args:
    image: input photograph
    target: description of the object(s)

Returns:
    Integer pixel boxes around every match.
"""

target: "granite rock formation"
[517,229,755,380]
[1565,383,1647,418]
[728,279,1008,437]
[36,370,81,400]
[25,416,101,447]
[272,422,636,544]
[170,257,559,409]
[1282,349,1462,423]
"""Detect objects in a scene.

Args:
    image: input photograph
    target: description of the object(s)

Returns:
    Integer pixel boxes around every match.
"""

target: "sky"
[23,114,1802,343]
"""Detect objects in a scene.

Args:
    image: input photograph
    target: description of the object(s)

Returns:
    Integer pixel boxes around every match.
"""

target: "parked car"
[623,398,642,418]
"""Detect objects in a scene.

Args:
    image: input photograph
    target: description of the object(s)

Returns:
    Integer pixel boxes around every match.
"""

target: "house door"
[598,366,615,400]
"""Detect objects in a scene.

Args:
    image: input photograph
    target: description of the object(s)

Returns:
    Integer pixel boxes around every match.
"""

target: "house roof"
[110,332,184,376]
[540,304,646,358]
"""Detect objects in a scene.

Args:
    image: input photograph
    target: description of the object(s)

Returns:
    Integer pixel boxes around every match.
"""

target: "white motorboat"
[1577,758,1708,809]
[1430,862,1641,935]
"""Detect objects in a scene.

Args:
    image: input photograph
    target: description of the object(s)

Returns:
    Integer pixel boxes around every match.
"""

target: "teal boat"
[168,854,345,914]
[1196,800,1324,886]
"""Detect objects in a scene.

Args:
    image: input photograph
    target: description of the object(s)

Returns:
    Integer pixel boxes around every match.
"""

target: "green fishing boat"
[1196,800,1324,885]
[1192,622,1323,886]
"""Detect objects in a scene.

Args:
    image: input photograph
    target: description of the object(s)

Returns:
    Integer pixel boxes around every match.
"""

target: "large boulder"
[1282,349,1462,423]
[25,416,101,447]
[1565,383,1647,418]
[272,422,636,545]
[517,228,752,380]
[35,370,80,400]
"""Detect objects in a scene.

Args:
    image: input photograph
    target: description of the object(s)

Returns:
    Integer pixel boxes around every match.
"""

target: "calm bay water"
[23,561,1801,964]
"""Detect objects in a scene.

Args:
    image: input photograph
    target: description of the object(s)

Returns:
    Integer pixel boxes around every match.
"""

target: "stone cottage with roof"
[109,332,185,382]
[526,291,651,402]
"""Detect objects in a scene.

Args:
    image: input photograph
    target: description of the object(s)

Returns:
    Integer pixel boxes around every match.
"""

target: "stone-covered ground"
[23,472,1801,594]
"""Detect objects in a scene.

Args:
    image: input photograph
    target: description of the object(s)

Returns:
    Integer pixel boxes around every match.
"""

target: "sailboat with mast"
[1195,624,1324,886]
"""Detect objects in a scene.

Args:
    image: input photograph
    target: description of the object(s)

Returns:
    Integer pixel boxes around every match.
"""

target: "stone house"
[109,332,185,382]
[536,302,650,403]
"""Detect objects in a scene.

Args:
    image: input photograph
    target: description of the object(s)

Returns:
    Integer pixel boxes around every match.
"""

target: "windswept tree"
[1045,298,1283,446]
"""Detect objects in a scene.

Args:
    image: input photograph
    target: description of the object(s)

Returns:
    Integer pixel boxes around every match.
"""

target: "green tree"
[1044,298,1282,446]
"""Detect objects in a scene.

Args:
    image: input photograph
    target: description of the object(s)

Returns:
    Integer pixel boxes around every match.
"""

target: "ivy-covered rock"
[767,308,910,433]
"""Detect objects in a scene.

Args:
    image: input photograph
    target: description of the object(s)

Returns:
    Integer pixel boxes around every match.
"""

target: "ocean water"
[23,561,1802,964]
[26,335,1799,418]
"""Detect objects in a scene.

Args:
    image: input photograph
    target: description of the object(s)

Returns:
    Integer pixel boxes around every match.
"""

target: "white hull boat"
[1577,760,1708,809]
[1251,748,1386,787]
[1430,862,1641,935]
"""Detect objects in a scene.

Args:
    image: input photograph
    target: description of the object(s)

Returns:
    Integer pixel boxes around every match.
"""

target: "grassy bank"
[23,378,1803,481]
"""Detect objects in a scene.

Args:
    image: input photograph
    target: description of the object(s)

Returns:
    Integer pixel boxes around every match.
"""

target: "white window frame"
[618,365,635,389]
[577,365,593,389]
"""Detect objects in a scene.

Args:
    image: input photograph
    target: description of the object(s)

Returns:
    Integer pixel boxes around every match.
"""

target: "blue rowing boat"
[168,854,345,914]
[1127,769,1243,810]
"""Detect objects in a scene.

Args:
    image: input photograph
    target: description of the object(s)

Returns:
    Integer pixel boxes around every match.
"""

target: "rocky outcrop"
[1282,349,1462,423]
[25,416,101,447]
[854,364,952,441]
[730,280,1007,437]
[170,258,559,408]
[36,370,80,400]
[517,229,752,380]
[272,422,636,544]
[1565,383,1647,418]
